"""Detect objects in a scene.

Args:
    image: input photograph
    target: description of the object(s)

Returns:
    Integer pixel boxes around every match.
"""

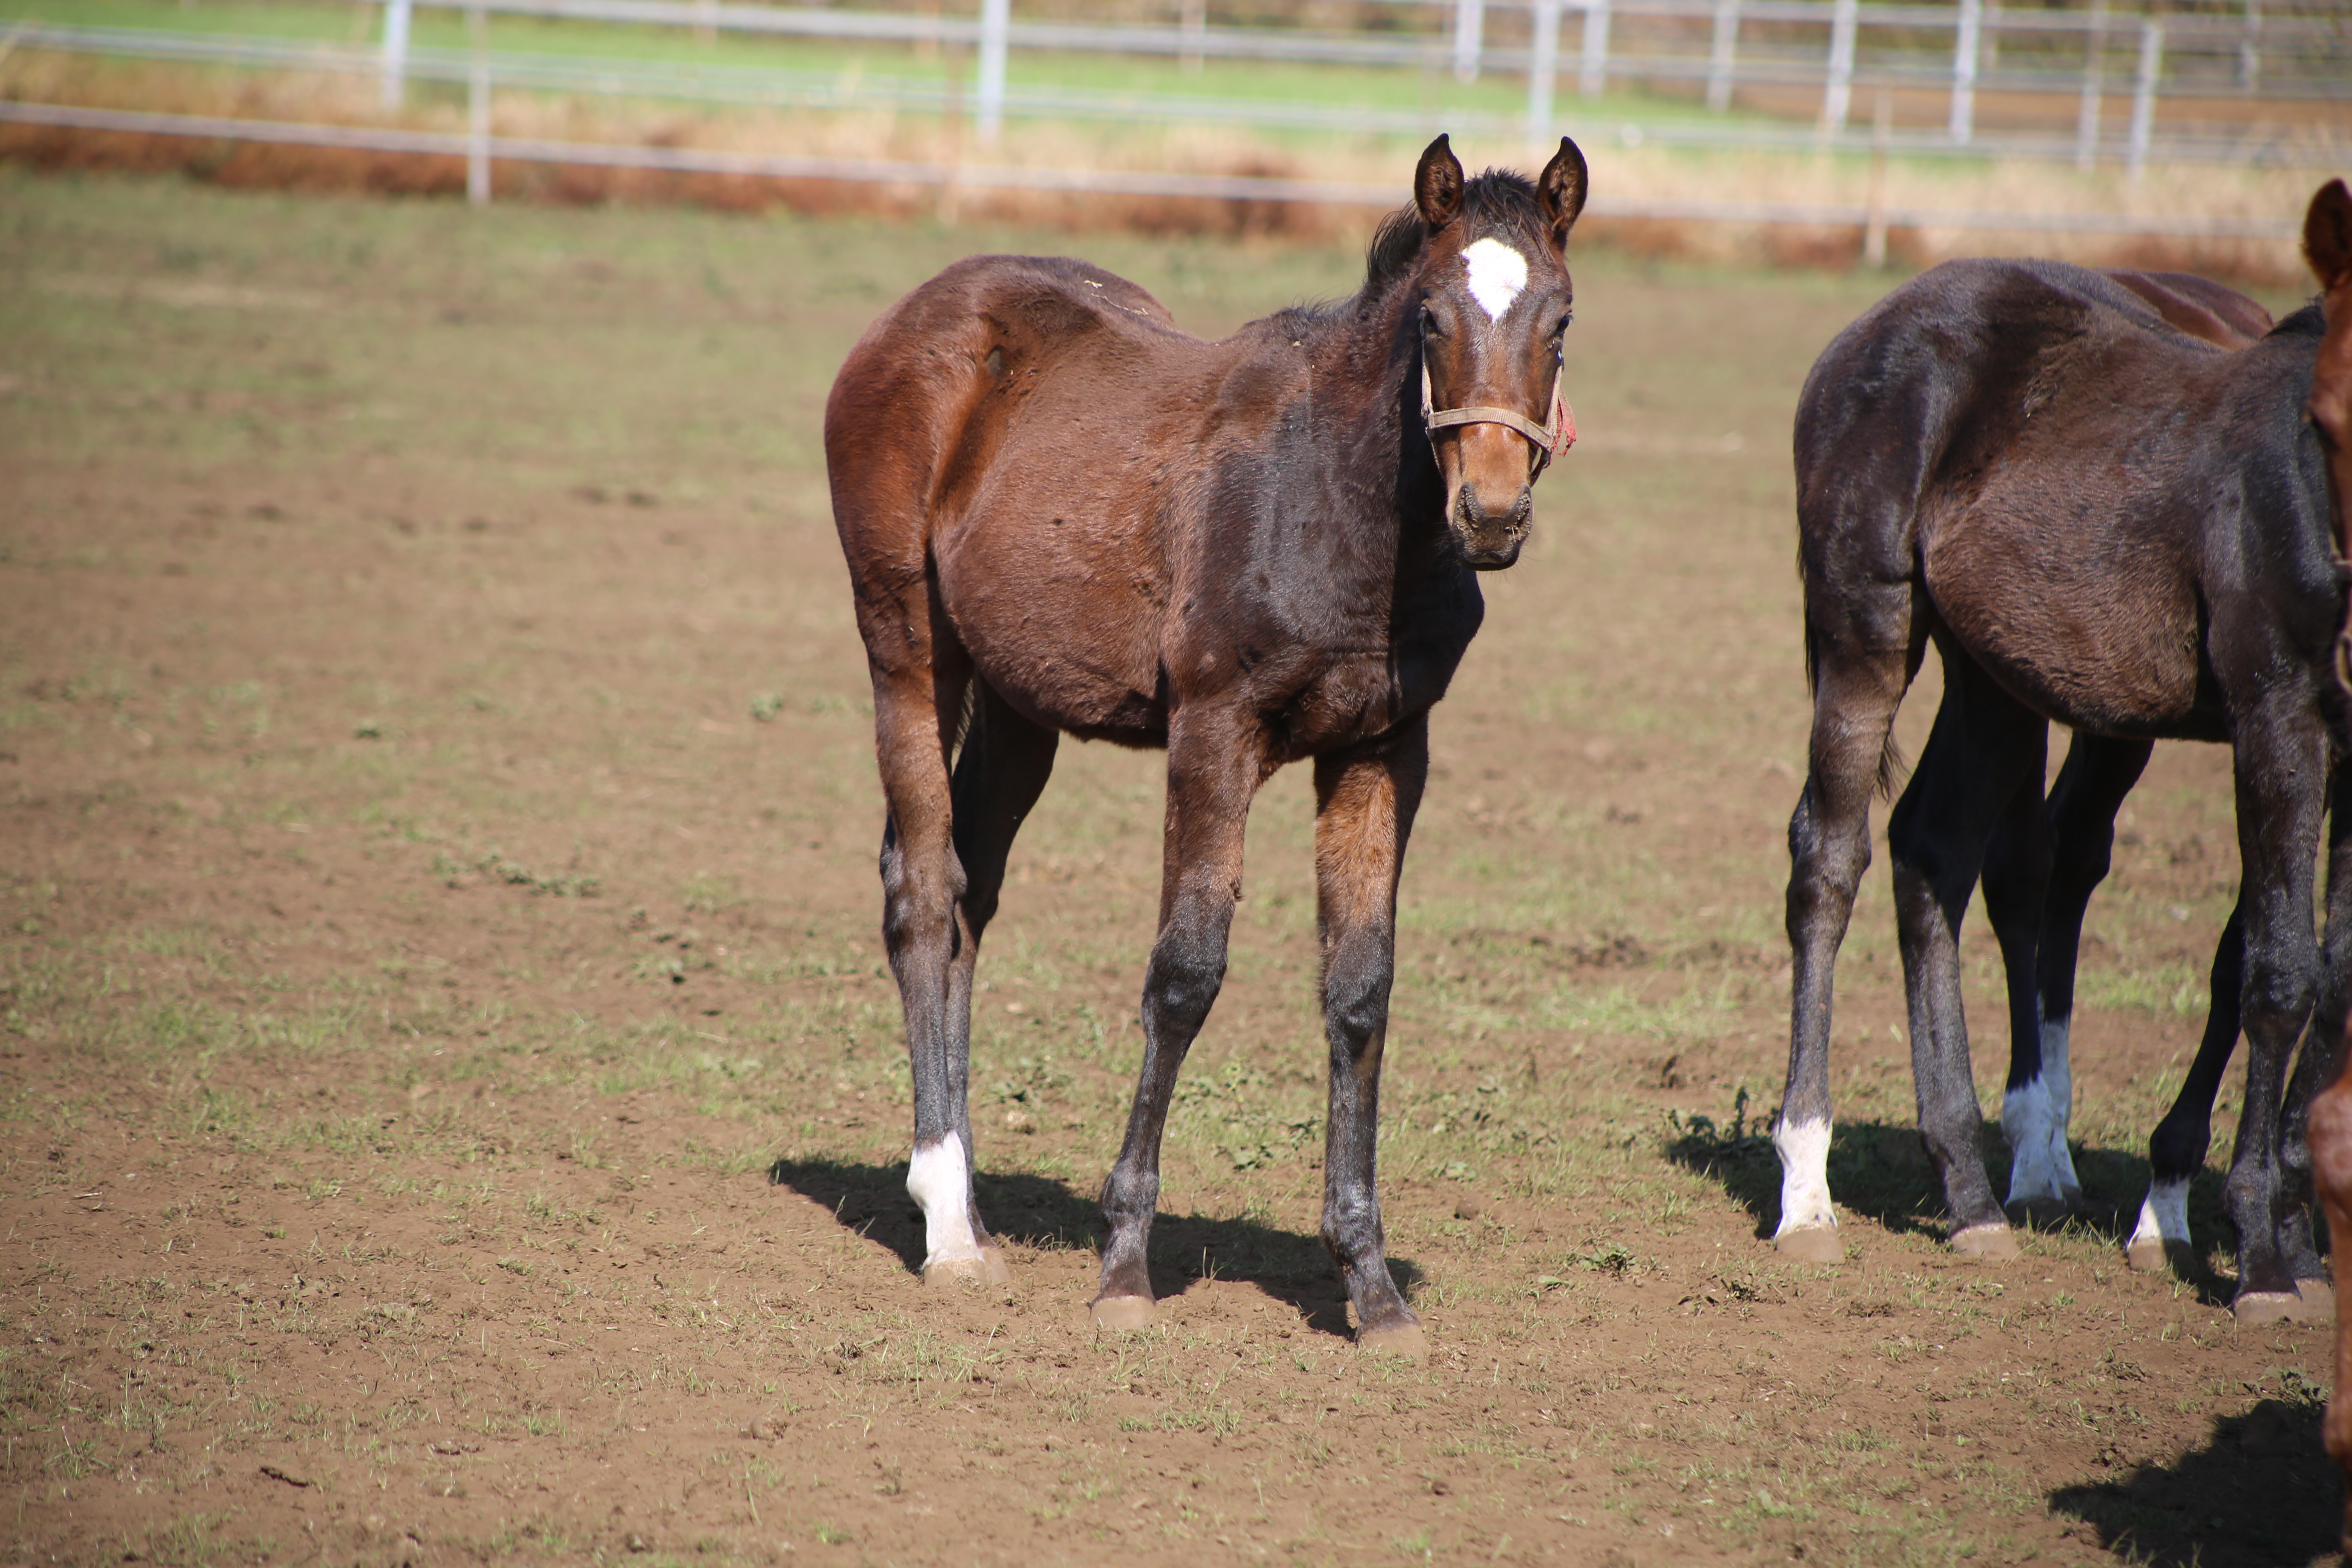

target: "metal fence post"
[1453,0,1482,84]
[2075,0,2107,169]
[468,4,490,204]
[1705,0,1740,114]
[2127,19,2162,180]
[1949,0,1980,144]
[1528,0,1559,149]
[1820,0,1856,137]
[976,0,1009,144]
[2241,0,2260,91]
[379,0,410,112]
[1579,0,1610,99]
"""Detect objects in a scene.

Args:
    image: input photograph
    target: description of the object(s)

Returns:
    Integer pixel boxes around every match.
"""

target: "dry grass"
[1,46,2337,280]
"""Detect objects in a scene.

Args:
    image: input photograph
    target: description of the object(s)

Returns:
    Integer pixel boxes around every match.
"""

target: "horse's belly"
[935,518,1166,743]
[1922,506,2203,735]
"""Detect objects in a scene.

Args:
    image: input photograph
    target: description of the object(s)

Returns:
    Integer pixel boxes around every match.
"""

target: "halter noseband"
[1421,359,1577,478]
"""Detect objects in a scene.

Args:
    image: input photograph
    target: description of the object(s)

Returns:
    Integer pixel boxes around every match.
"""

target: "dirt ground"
[0,167,2341,1567]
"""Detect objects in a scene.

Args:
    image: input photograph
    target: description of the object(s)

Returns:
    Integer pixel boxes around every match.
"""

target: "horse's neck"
[1294,301,1446,565]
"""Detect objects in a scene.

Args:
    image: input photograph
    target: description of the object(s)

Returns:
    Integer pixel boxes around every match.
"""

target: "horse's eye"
[1420,305,1441,338]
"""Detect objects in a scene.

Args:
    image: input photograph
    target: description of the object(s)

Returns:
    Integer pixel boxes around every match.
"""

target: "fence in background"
[0,0,2336,235]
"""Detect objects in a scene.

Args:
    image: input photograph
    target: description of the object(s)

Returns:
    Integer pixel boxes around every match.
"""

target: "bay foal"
[1777,188,2352,1322]
[826,136,1587,1349]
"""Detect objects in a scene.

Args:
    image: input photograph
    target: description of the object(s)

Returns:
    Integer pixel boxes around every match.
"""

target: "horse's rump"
[830,254,1234,745]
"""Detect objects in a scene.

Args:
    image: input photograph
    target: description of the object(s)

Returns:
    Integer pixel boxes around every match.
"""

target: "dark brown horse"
[1973,272,2278,1253]
[2301,180,2352,1550]
[825,135,1587,1350]
[1775,187,2352,1326]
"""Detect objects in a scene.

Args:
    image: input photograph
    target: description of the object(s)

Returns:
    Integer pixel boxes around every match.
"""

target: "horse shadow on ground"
[766,1157,1419,1341]
[2049,1397,2340,1568]
[1661,1096,2235,1303]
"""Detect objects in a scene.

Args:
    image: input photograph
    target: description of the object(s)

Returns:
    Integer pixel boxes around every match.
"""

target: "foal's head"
[1398,134,1588,570]
[2307,179,2352,564]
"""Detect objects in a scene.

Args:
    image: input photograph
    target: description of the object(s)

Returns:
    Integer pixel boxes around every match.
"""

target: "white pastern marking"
[1461,237,1529,321]
[2039,1019,2074,1138]
[2129,1178,2193,1247]
[906,1132,983,1267]
[2002,1080,2060,1204]
[2038,1019,2082,1196]
[1773,1116,1836,1235]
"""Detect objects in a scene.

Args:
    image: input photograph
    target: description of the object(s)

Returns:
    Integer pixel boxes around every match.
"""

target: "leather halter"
[1420,359,1576,477]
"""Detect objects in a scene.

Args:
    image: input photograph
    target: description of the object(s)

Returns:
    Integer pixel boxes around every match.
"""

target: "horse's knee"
[1322,937,1393,1053]
[2241,953,2319,1044]
[1143,932,1225,1036]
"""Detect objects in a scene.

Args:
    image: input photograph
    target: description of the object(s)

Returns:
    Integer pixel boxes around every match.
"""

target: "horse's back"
[1795,258,2247,735]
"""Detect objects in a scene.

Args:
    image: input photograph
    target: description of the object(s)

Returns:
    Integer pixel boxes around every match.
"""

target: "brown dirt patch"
[0,169,2336,1566]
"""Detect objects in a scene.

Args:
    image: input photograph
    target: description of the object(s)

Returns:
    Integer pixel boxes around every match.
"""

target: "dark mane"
[2275,301,2326,339]
[1361,169,1550,298]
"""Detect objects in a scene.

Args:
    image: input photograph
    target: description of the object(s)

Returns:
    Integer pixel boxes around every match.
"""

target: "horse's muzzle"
[1451,485,1532,571]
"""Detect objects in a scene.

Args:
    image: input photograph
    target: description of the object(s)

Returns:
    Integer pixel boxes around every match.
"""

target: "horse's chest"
[1242,630,1467,760]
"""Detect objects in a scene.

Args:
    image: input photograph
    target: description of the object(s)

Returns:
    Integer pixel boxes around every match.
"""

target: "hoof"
[2298,1278,2336,1314]
[2124,1236,2197,1276]
[1355,1319,1428,1360]
[2006,1196,2072,1230]
[1089,1294,1156,1331]
[2233,1290,2325,1327]
[1774,1225,1842,1264]
[922,1249,1013,1288]
[1949,1223,2020,1261]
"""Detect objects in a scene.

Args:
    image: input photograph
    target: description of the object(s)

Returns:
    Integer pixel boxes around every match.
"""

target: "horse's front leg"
[2223,708,2330,1323]
[1313,716,1430,1354]
[1091,713,1266,1327]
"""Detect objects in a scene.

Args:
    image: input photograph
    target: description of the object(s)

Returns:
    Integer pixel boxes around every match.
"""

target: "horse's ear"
[1415,134,1464,231]
[2307,179,2352,294]
[1538,137,1589,247]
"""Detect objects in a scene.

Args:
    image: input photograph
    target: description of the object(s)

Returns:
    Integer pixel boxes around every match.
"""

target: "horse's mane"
[1361,169,1552,298]
[2274,301,2326,339]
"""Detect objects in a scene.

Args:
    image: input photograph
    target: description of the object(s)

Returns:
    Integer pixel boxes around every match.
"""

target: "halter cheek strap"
[1421,360,1577,477]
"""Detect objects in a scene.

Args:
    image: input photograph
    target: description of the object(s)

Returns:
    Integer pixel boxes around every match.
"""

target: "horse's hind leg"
[1312,716,1431,1354]
[935,681,1060,1272]
[1777,607,1918,1262]
[2125,897,2240,1274]
[1993,733,2153,1219]
[864,602,995,1282]
[1978,744,2057,1221]
[1885,652,2047,1258]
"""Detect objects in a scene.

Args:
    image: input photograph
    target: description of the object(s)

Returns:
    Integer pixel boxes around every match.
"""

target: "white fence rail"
[11,12,2342,169]
[0,2,2334,233]
[0,98,2302,242]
